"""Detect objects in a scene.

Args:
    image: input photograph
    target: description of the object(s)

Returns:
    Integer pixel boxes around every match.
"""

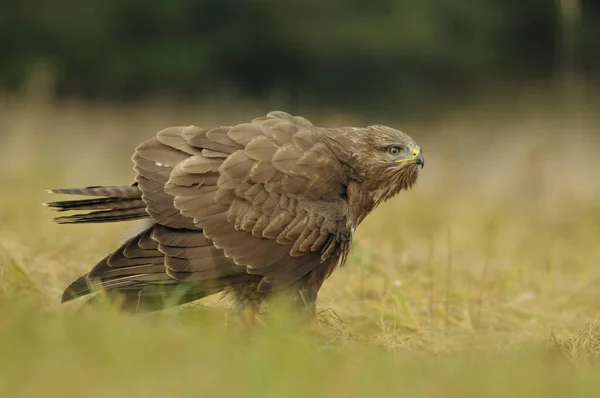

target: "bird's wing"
[163,111,353,291]
[62,223,250,308]
[109,121,251,291]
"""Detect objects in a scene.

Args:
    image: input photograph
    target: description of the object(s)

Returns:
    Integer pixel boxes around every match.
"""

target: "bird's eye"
[387,146,402,156]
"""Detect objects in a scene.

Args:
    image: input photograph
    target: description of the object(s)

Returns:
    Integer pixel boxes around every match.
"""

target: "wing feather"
[157,127,204,156]
[96,112,354,294]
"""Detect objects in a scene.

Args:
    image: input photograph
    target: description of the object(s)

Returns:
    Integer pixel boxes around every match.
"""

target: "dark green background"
[2,0,598,113]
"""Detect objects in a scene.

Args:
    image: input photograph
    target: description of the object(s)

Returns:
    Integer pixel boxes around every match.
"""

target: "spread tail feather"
[46,185,141,198]
[44,184,149,224]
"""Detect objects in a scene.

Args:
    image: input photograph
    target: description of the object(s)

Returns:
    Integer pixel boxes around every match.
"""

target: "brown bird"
[45,111,424,314]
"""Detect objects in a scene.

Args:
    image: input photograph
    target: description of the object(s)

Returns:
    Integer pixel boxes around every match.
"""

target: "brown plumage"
[45,111,424,314]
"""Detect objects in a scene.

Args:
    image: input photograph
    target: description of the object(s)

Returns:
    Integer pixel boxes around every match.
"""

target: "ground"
[1,96,600,397]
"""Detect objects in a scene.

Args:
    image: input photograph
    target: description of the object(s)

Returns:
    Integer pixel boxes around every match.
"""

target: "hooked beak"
[415,152,424,168]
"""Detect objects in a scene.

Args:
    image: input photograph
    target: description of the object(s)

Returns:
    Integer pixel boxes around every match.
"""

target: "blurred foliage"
[1,0,599,113]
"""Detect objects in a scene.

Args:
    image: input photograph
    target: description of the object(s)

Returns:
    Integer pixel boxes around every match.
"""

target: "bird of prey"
[45,111,424,314]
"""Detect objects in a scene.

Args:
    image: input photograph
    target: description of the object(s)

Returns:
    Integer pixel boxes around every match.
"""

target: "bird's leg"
[296,288,317,316]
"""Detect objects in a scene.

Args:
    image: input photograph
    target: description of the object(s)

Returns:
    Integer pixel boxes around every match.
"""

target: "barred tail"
[44,184,149,224]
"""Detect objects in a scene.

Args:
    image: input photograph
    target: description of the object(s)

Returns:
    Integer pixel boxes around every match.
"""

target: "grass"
[1,94,600,397]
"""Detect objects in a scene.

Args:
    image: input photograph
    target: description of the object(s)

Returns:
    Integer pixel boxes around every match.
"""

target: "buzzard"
[45,111,424,314]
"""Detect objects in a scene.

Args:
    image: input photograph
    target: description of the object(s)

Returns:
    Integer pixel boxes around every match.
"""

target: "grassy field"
[1,95,600,397]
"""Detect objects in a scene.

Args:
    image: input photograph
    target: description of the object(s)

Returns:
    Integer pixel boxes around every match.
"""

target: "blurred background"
[2,2,600,396]
[0,0,598,116]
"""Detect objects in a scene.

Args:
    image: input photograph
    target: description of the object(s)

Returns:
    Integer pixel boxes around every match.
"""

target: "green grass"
[1,96,600,397]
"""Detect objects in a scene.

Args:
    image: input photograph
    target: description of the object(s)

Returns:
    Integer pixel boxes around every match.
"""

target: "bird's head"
[326,125,423,203]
